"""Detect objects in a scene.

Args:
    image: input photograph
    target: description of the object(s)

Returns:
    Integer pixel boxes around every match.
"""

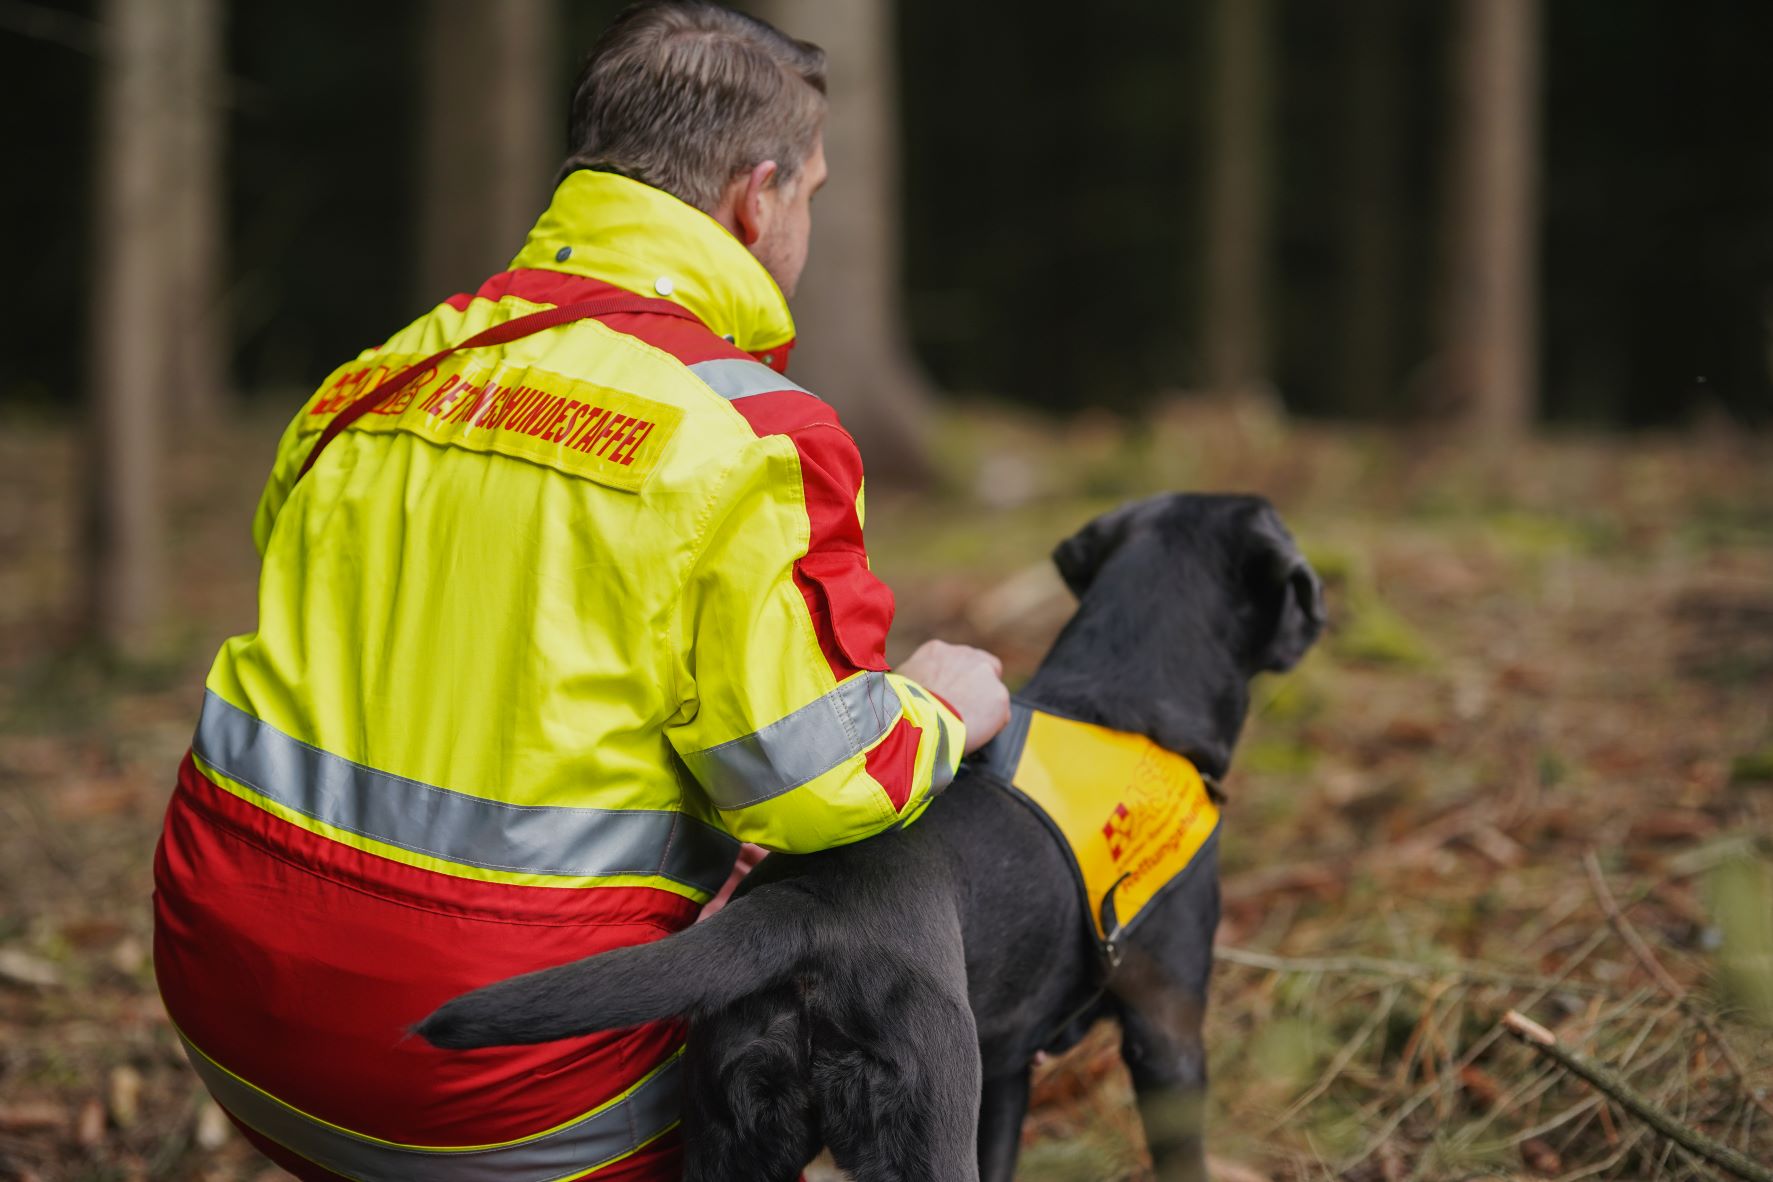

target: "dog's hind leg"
[975,1066,1031,1182]
[818,975,981,1182]
[681,987,821,1182]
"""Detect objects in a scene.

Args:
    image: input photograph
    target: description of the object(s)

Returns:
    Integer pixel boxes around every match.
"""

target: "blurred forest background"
[2,1,1771,1180]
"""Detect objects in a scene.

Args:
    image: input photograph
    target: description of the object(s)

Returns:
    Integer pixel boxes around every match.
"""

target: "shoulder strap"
[296,291,699,482]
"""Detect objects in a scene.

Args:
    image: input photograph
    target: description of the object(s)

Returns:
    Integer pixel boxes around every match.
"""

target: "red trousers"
[154,755,694,1181]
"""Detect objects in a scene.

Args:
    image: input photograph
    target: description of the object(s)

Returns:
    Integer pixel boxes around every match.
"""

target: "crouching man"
[152,4,1008,1178]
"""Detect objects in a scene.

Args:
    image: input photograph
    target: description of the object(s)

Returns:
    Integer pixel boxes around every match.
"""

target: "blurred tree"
[750,0,932,484]
[1337,0,1404,417]
[1202,0,1274,398]
[10,0,1769,430]
[415,0,560,304]
[86,0,176,658]
[1434,0,1542,436]
[168,0,226,416]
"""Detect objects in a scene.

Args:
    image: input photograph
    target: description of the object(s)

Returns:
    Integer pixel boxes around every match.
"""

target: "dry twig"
[1582,849,1773,1120]
[1215,946,1609,996]
[1345,926,1614,1166]
[1501,1010,1773,1182]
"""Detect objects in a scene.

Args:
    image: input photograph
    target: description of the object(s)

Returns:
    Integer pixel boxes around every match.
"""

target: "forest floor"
[1,396,1770,1182]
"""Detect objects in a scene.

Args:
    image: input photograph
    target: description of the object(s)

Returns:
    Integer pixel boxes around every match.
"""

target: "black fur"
[418,493,1324,1182]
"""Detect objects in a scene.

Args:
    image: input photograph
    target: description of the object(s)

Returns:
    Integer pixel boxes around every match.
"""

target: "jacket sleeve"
[668,421,964,852]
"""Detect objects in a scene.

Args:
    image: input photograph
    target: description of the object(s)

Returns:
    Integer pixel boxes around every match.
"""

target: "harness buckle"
[1098,872,1130,972]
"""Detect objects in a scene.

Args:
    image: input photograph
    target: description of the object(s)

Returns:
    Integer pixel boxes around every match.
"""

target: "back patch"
[306,353,683,491]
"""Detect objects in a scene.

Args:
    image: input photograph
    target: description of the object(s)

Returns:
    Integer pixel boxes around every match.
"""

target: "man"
[152,4,1009,1179]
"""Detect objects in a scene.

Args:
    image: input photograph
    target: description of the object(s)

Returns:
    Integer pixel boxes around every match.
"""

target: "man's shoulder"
[387,267,853,450]
[539,291,844,446]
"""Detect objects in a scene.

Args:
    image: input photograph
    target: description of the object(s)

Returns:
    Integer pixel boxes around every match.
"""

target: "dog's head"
[1054,493,1325,675]
[1040,494,1325,773]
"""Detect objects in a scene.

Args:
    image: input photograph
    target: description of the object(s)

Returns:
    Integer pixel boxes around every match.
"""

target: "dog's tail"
[414,881,814,1050]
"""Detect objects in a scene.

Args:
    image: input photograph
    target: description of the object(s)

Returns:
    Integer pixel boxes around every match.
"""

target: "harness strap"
[296,291,700,481]
[974,698,1134,968]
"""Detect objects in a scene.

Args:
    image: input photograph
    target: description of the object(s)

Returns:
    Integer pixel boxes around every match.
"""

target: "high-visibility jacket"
[153,169,964,1182]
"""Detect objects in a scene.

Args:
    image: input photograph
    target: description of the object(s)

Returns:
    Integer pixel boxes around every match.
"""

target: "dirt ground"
[2,397,1770,1181]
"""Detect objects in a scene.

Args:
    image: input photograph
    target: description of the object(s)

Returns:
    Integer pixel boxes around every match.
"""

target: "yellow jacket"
[207,169,962,889]
[154,170,962,1176]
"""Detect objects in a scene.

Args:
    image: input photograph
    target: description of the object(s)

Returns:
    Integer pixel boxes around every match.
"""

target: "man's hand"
[898,640,1011,754]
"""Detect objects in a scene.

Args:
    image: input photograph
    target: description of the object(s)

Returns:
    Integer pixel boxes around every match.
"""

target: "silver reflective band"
[179,1033,681,1182]
[688,357,813,401]
[193,691,735,896]
[902,683,957,793]
[931,715,956,792]
[682,671,901,810]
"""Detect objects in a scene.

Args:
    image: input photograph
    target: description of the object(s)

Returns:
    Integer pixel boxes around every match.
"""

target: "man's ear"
[731,159,779,247]
[1245,504,1326,672]
[1052,496,1162,599]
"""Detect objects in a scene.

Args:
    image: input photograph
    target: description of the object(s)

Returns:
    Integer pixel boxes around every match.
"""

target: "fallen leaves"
[5,415,1773,1181]
[0,1103,67,1133]
[73,1098,104,1150]
[0,949,60,990]
[193,1100,231,1151]
[107,1066,143,1130]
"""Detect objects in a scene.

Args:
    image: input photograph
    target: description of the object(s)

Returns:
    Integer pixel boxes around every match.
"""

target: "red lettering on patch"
[551,400,586,443]
[614,421,653,466]
[573,409,612,452]
[421,374,462,415]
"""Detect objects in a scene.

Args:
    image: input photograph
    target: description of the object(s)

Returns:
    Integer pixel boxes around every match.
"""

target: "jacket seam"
[668,444,750,717]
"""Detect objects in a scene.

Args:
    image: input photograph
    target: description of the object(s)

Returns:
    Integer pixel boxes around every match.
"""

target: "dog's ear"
[1052,498,1156,598]
[1245,505,1326,672]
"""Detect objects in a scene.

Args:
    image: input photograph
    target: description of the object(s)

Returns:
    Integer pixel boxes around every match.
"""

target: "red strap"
[296,292,699,481]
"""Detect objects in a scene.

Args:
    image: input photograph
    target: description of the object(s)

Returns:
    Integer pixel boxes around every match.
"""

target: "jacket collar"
[508,170,797,355]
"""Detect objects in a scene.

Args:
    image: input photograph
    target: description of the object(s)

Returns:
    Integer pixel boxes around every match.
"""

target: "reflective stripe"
[179,1033,681,1182]
[930,710,957,793]
[681,671,901,810]
[193,691,735,895]
[903,683,957,794]
[931,719,955,791]
[688,357,814,401]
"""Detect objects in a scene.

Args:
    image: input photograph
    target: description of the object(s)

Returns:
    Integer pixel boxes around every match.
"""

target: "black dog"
[420,493,1324,1182]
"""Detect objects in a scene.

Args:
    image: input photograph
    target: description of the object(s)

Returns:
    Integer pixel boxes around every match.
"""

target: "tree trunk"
[1337,0,1402,418]
[86,0,176,658]
[166,0,226,417]
[1435,0,1542,437]
[750,0,933,485]
[415,0,559,306]
[1202,0,1274,398]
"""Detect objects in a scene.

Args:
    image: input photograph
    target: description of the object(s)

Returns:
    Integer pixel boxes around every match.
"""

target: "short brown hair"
[563,1,827,212]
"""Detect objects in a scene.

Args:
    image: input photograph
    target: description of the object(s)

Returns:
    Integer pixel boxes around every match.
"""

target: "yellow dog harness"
[974,700,1221,967]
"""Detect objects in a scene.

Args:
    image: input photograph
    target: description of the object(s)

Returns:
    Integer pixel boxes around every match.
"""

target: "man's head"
[564,1,829,297]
